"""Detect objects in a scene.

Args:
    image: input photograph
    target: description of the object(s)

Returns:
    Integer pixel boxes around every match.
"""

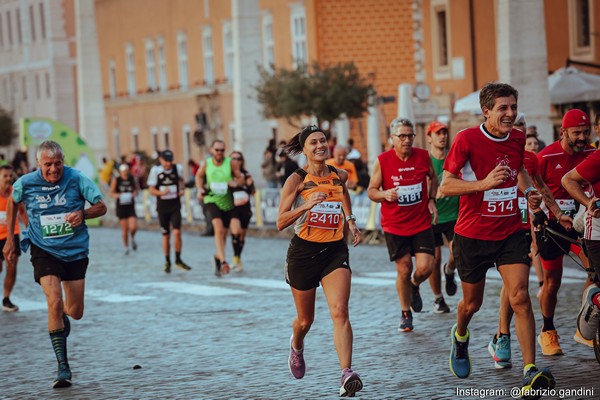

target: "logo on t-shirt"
[497,155,518,180]
[555,164,563,169]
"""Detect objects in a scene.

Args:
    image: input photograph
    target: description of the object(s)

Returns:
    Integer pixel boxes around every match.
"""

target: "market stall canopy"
[453,90,482,115]
[547,66,600,104]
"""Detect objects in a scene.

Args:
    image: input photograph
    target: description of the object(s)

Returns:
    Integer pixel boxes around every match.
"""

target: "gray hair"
[36,140,64,162]
[390,118,414,134]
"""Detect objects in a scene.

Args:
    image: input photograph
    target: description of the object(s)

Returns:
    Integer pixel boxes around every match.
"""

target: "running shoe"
[487,335,512,369]
[63,314,70,338]
[410,283,423,313]
[577,284,600,340]
[339,368,363,397]
[163,261,171,274]
[449,323,471,379]
[398,312,413,332]
[537,330,563,356]
[232,256,243,272]
[175,260,192,271]
[433,297,450,314]
[52,362,72,389]
[444,264,457,296]
[288,335,305,379]
[212,256,221,277]
[221,261,231,275]
[521,366,555,400]
[2,297,19,312]
[573,328,593,348]
[132,239,138,251]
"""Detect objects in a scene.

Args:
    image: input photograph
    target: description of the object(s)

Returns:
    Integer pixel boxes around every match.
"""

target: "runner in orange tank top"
[277,125,363,397]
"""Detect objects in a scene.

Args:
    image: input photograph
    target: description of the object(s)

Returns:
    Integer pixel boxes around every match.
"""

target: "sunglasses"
[231,157,242,161]
[213,148,225,152]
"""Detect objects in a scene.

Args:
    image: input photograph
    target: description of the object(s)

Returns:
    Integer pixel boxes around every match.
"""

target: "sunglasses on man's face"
[213,148,225,152]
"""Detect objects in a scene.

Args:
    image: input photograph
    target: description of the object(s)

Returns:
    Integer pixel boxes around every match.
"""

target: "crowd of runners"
[1,81,600,399]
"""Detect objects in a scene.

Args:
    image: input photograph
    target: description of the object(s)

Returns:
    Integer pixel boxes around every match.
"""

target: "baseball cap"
[427,121,448,134]
[161,150,174,161]
[562,109,589,128]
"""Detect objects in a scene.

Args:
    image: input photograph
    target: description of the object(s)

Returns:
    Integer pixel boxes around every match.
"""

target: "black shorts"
[384,228,435,262]
[158,208,182,235]
[0,235,21,260]
[285,235,350,291]
[30,243,88,284]
[116,204,136,219]
[524,229,533,249]
[535,219,580,261]
[205,203,232,228]
[583,239,600,283]
[453,231,531,284]
[231,204,252,229]
[432,220,456,247]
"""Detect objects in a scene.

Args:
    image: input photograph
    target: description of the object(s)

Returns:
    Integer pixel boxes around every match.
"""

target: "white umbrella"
[453,90,482,114]
[548,66,600,104]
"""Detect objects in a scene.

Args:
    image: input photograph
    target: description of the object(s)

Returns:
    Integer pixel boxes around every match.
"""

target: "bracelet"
[524,186,536,199]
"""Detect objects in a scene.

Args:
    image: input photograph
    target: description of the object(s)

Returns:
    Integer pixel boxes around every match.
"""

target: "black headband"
[299,125,324,148]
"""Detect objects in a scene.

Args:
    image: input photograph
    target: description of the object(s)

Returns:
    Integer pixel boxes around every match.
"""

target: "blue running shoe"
[521,366,555,400]
[449,324,471,379]
[339,368,363,397]
[487,335,512,369]
[52,362,72,389]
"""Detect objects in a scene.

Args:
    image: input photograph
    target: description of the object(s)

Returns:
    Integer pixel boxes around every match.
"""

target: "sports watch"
[345,214,357,222]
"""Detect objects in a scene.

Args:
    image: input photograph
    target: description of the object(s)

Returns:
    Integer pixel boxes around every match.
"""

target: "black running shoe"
[2,297,19,312]
[444,263,457,296]
[52,362,72,389]
[410,283,423,313]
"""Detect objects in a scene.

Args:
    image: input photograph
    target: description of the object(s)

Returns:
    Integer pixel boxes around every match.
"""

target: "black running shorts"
[0,235,21,260]
[116,204,136,219]
[31,243,88,284]
[432,220,456,247]
[453,230,531,284]
[285,235,350,291]
[158,208,182,235]
[204,203,232,229]
[384,228,435,262]
[230,204,252,229]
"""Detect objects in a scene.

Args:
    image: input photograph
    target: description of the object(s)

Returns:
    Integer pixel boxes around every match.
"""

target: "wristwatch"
[345,214,357,222]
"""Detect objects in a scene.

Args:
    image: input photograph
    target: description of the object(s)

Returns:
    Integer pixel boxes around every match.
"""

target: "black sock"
[542,315,555,331]
[175,252,182,263]
[239,240,245,257]
[49,328,69,366]
[165,255,171,264]
[232,234,241,257]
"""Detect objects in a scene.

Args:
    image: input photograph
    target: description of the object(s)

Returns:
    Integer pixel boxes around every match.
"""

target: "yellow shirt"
[325,158,358,186]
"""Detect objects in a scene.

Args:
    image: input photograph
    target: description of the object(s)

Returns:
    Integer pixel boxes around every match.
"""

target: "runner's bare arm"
[67,200,107,228]
[195,162,207,200]
[367,159,397,202]
[2,195,18,264]
[517,167,542,210]
[277,173,322,231]
[17,202,28,227]
[108,177,119,199]
[339,169,361,246]
[427,158,438,225]
[440,165,509,197]
[533,172,573,228]
[562,168,600,218]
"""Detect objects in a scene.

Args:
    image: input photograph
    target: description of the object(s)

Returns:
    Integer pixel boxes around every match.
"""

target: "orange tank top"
[293,166,344,243]
[0,187,19,240]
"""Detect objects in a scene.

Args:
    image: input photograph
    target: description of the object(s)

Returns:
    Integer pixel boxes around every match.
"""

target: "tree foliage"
[0,107,17,147]
[254,62,372,131]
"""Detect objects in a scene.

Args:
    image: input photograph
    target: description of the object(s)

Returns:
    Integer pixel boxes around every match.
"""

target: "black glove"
[532,210,548,229]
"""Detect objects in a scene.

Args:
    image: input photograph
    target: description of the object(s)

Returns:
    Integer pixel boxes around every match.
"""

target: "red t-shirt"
[444,125,524,241]
[378,148,432,236]
[537,140,595,218]
[519,151,539,230]
[575,149,600,240]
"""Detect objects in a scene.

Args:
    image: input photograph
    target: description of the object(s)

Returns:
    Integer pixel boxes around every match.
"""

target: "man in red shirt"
[368,118,437,332]
[442,82,554,395]
[535,109,595,356]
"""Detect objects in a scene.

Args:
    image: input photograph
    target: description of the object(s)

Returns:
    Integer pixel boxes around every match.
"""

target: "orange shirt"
[325,158,358,186]
[0,187,19,240]
[293,167,345,243]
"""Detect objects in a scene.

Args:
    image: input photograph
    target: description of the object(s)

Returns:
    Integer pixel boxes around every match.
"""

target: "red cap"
[562,109,589,128]
[427,121,448,134]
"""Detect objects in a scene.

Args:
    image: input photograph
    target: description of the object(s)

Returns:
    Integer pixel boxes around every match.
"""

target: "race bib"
[518,196,528,224]
[210,182,229,195]
[119,192,133,205]
[233,191,249,206]
[481,186,517,217]
[556,199,576,218]
[0,211,6,226]
[308,201,343,230]
[159,185,178,200]
[396,183,423,206]
[40,213,74,239]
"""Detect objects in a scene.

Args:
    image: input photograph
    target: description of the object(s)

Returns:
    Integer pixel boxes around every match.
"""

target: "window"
[569,0,594,58]
[21,75,27,100]
[202,27,214,85]
[177,32,189,90]
[431,0,451,80]
[125,44,136,96]
[222,21,234,83]
[108,59,116,98]
[7,11,13,46]
[39,2,46,39]
[29,5,35,42]
[262,13,275,70]
[16,8,22,44]
[436,10,448,67]
[35,73,40,99]
[163,127,170,149]
[290,4,307,68]
[145,39,157,90]
[132,128,139,151]
[152,128,159,151]
[45,71,51,98]
[157,36,167,91]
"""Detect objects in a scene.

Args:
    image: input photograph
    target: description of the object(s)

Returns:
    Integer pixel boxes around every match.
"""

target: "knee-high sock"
[232,234,242,257]
[49,328,69,366]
